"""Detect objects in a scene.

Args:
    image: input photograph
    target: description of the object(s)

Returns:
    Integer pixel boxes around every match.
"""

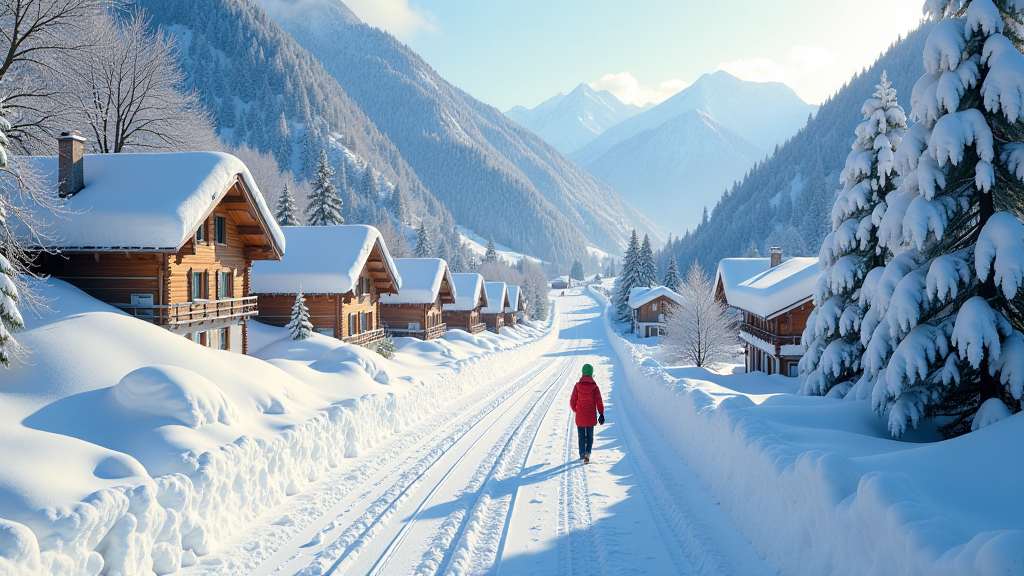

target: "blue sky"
[343,0,926,110]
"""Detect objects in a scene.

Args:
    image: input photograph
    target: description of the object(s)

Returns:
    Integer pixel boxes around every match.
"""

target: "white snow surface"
[377,258,454,305]
[627,285,684,309]
[21,152,285,252]
[481,282,508,315]
[250,225,400,295]
[443,272,487,312]
[725,257,820,318]
[714,258,771,303]
[504,284,521,313]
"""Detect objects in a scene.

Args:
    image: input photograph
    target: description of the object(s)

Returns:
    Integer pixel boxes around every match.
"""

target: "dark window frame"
[214,215,227,245]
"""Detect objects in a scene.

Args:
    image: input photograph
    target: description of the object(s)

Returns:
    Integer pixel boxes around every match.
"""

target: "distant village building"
[379,258,456,340]
[715,248,820,376]
[481,282,510,334]
[504,285,523,327]
[550,277,569,290]
[28,133,284,353]
[250,225,401,346]
[628,286,683,338]
[443,273,489,334]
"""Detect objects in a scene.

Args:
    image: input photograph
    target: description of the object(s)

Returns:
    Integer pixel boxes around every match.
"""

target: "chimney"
[770,246,783,268]
[58,130,85,198]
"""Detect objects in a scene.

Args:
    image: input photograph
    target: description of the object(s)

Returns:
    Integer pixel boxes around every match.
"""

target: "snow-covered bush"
[286,289,313,341]
[863,0,1024,437]
[799,72,907,397]
[375,335,396,359]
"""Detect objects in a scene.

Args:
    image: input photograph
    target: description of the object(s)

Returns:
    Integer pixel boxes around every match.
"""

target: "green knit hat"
[582,364,594,377]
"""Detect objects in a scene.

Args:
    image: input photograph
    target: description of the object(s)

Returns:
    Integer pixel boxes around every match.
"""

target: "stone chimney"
[770,246,783,268]
[58,130,85,198]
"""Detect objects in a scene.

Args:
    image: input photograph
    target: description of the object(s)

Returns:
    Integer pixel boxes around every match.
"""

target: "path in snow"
[182,292,774,576]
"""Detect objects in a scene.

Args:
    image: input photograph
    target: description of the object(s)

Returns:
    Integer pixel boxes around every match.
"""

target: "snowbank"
[589,286,1024,576]
[0,279,553,576]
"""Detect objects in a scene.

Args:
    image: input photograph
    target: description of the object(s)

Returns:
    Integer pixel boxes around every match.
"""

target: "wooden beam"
[236,226,264,235]
[221,197,248,205]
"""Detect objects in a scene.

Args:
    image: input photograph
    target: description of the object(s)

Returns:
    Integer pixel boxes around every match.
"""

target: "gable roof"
[379,258,456,305]
[725,257,821,319]
[715,258,771,302]
[481,282,510,314]
[250,225,400,295]
[444,273,488,311]
[628,286,684,309]
[505,285,522,313]
[22,152,284,253]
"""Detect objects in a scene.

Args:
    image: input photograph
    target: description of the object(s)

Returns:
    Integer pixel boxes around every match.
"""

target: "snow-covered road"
[183,291,773,576]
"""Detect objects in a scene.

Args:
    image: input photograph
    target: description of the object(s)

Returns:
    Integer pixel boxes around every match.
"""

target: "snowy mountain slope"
[254,0,665,262]
[665,23,936,274]
[505,84,646,154]
[584,110,764,231]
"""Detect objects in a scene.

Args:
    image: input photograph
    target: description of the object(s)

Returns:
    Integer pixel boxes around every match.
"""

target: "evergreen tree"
[864,1,1024,437]
[305,149,344,226]
[701,206,709,227]
[662,256,682,291]
[273,112,292,168]
[0,254,24,367]
[484,235,498,263]
[638,234,659,287]
[391,184,409,225]
[413,222,433,257]
[613,229,642,322]
[275,183,301,226]
[219,96,236,129]
[569,259,585,283]
[287,288,313,340]
[361,166,379,199]
[744,240,761,258]
[799,72,906,398]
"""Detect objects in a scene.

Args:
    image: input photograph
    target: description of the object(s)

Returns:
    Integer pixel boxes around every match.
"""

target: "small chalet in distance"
[481,281,510,334]
[379,258,456,340]
[504,285,523,327]
[249,225,401,346]
[715,247,821,376]
[443,273,489,334]
[628,286,683,338]
[550,277,569,290]
[29,132,285,354]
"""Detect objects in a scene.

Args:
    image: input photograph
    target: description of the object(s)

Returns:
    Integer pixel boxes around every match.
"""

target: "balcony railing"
[468,322,486,335]
[387,323,448,340]
[345,327,386,347]
[740,322,800,347]
[115,296,258,326]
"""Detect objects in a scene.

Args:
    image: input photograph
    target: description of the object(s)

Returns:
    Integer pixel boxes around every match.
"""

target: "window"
[195,222,205,243]
[360,311,367,332]
[218,271,232,299]
[317,328,334,337]
[408,322,420,331]
[348,313,357,336]
[218,328,229,351]
[215,215,227,244]
[652,302,658,311]
[788,363,799,377]
[359,276,371,296]
[191,271,204,300]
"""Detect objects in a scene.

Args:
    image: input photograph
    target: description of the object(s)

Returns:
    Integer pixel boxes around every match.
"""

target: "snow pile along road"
[592,286,1024,576]
[0,279,553,576]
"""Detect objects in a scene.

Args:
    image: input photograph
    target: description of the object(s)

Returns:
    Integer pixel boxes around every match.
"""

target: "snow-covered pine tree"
[273,112,292,169]
[569,259,584,283]
[391,184,409,225]
[306,149,344,226]
[744,241,761,258]
[361,166,379,199]
[799,71,907,397]
[0,254,23,367]
[613,229,642,322]
[484,235,498,263]
[413,222,433,257]
[663,256,682,291]
[287,288,314,340]
[863,0,1024,437]
[275,183,301,226]
[639,234,659,287]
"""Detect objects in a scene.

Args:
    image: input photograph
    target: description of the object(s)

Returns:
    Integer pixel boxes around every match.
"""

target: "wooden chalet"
[628,286,684,338]
[481,282,510,334]
[504,285,523,327]
[716,248,821,376]
[379,258,456,340]
[442,273,489,334]
[550,277,569,290]
[29,132,284,354]
[249,225,401,346]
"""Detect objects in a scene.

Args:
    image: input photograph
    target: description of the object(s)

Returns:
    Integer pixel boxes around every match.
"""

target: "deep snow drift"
[0,279,550,576]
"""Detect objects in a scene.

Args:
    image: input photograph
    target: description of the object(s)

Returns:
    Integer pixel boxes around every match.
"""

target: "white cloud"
[717,45,841,103]
[589,73,690,106]
[344,0,435,41]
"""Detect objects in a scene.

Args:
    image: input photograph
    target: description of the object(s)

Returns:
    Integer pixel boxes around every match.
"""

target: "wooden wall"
[635,296,679,323]
[255,271,382,339]
[482,312,504,333]
[444,308,481,331]
[35,252,162,307]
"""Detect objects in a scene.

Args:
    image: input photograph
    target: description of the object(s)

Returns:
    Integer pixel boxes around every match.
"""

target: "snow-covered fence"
[0,321,557,576]
[587,286,1023,576]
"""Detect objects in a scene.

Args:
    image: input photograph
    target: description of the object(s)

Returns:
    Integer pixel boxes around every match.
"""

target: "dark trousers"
[577,426,594,458]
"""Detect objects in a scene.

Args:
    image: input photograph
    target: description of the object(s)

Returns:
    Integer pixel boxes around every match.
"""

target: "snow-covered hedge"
[588,286,1024,576]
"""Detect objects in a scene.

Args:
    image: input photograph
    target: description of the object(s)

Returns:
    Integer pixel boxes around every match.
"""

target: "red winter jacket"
[570,376,604,427]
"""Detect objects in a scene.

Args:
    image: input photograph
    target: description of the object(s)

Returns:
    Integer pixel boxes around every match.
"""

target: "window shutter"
[215,272,220,300]
[187,268,193,301]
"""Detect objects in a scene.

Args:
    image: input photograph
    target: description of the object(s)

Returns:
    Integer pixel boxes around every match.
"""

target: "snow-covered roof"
[726,257,821,319]
[505,285,522,313]
[379,258,456,305]
[22,152,285,252]
[250,225,400,295]
[481,282,509,315]
[628,286,684,309]
[444,273,488,312]
[715,258,771,302]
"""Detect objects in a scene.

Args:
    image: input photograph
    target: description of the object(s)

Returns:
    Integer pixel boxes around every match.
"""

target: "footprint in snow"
[301,532,323,547]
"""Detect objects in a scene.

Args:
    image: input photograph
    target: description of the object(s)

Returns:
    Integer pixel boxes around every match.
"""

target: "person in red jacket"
[569,363,605,464]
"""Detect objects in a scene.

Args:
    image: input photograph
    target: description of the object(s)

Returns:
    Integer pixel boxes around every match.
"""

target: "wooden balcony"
[344,327,386,347]
[115,296,258,327]
[740,322,800,347]
[468,322,486,335]
[386,323,448,340]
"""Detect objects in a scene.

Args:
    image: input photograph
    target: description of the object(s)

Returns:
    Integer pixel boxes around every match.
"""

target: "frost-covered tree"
[484,235,498,263]
[744,241,761,258]
[273,113,293,168]
[275,183,300,226]
[0,253,24,367]
[376,335,396,359]
[863,0,1024,437]
[391,184,409,225]
[413,222,433,257]
[287,288,313,340]
[306,149,344,226]
[569,259,584,283]
[613,229,643,322]
[663,262,737,368]
[799,72,907,397]
[361,166,379,199]
[662,256,682,291]
[638,234,659,287]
